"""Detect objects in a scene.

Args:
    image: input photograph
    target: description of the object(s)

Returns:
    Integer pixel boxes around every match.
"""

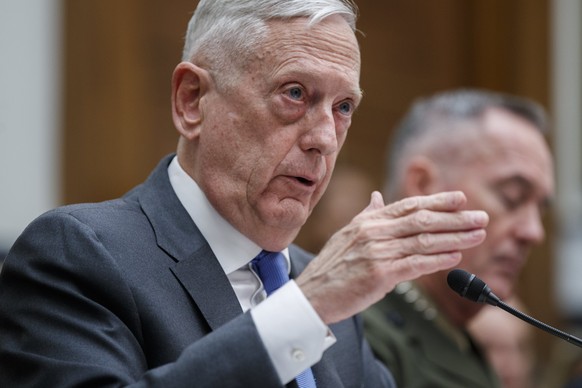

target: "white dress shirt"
[167,156,334,384]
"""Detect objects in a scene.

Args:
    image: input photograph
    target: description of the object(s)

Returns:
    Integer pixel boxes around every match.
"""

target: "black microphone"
[447,268,582,348]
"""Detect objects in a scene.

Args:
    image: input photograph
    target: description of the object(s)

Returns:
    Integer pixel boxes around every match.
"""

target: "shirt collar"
[167,156,290,275]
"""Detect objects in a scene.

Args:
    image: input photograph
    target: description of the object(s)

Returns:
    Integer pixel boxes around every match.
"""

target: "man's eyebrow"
[496,175,532,189]
[346,88,363,111]
[354,88,364,104]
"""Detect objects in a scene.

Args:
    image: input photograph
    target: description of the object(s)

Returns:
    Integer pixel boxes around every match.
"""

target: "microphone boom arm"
[496,299,582,348]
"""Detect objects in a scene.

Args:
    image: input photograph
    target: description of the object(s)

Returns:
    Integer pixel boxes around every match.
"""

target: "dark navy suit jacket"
[0,154,394,387]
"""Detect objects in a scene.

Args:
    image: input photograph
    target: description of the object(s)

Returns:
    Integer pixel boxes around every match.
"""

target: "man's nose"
[299,107,338,155]
[515,204,545,245]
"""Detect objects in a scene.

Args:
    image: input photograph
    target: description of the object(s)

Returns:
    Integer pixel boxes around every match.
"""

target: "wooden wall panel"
[64,0,554,365]
[63,0,195,203]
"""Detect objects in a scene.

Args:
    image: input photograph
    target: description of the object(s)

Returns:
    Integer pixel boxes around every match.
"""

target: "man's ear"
[403,156,440,196]
[171,62,210,140]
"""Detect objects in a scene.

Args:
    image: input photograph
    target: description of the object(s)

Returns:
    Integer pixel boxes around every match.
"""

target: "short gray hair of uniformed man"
[384,88,549,201]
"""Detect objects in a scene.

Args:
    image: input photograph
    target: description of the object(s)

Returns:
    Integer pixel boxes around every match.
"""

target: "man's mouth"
[295,176,315,186]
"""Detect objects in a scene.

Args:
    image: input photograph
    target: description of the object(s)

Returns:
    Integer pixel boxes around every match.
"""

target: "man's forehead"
[261,16,360,66]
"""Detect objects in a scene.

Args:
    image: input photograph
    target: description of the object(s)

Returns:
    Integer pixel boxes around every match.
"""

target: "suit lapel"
[171,244,243,330]
[138,154,242,330]
[138,154,203,261]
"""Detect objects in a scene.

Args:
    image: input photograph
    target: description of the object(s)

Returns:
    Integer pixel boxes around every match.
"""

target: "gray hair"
[384,88,549,200]
[182,0,358,88]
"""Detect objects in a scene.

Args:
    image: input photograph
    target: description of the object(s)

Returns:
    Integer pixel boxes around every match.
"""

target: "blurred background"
[1,0,581,385]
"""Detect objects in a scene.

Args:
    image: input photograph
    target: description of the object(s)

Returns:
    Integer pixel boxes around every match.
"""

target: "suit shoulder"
[33,196,143,230]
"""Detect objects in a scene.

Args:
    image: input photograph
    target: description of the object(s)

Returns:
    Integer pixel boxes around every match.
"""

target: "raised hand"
[296,191,489,324]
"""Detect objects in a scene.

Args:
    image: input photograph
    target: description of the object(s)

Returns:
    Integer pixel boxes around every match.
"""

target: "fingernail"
[472,211,489,225]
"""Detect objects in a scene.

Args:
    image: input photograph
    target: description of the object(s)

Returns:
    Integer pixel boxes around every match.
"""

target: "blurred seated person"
[363,88,555,388]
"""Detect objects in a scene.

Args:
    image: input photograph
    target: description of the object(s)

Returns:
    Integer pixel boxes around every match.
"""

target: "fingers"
[383,251,464,283]
[358,228,487,260]
[357,209,488,241]
[369,191,468,220]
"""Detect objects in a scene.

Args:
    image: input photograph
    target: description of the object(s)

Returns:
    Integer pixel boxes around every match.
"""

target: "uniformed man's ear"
[171,62,210,140]
[403,156,439,196]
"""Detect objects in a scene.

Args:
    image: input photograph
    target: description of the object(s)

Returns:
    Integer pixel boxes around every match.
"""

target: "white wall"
[0,0,62,250]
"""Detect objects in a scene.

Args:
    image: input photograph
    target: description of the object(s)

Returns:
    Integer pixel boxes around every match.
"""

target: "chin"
[259,214,306,239]
[268,198,311,224]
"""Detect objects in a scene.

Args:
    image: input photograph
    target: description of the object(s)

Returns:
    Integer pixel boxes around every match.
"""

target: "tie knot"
[251,250,289,295]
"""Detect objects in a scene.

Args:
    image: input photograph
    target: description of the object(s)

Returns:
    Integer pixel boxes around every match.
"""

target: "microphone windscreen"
[464,276,487,302]
[447,268,472,295]
[447,268,488,302]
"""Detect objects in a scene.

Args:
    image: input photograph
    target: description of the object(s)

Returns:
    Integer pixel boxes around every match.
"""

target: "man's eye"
[338,101,353,115]
[501,195,521,210]
[288,87,303,100]
[498,191,527,211]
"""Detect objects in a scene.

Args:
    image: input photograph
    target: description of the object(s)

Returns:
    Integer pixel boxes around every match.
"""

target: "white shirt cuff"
[250,280,336,384]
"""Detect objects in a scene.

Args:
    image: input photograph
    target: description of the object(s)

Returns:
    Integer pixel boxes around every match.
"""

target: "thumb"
[362,191,385,213]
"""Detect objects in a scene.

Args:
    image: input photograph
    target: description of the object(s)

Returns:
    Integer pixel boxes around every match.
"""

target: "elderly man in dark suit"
[0,1,488,387]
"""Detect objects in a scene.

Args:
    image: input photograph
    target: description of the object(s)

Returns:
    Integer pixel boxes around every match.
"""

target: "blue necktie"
[252,250,317,388]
